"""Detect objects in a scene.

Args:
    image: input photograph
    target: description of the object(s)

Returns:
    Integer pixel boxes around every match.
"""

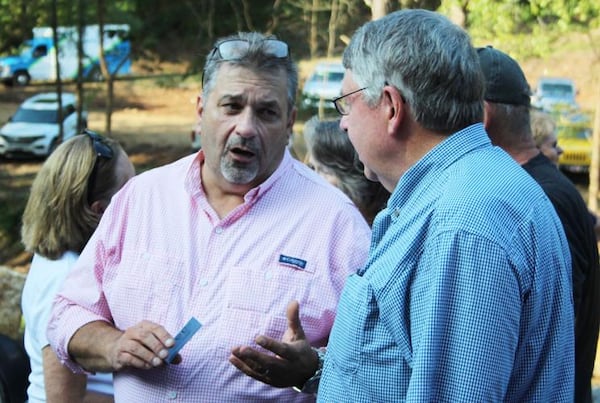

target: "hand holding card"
[166,317,202,364]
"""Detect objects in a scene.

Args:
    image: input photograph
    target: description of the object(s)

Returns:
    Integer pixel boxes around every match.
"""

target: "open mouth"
[229,146,256,161]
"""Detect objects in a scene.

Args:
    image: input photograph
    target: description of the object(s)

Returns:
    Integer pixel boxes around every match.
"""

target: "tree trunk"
[326,0,339,58]
[76,0,85,133]
[310,0,319,58]
[97,0,113,135]
[588,83,600,212]
[369,0,388,20]
[51,0,64,143]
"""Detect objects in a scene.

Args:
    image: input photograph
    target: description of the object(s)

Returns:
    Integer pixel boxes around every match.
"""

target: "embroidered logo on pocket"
[279,254,307,270]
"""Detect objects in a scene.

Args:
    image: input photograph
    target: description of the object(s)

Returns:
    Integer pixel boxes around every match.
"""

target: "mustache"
[225,136,259,154]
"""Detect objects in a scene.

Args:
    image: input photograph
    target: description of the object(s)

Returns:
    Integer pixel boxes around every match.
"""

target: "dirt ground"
[0,81,198,269]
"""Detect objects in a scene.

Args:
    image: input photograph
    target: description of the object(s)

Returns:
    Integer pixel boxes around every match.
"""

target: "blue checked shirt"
[318,123,574,402]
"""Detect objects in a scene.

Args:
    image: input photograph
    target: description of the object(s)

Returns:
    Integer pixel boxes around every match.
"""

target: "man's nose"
[235,108,258,138]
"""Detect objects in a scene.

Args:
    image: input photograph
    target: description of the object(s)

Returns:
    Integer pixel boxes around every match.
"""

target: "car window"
[540,83,574,97]
[12,108,58,124]
[310,71,343,83]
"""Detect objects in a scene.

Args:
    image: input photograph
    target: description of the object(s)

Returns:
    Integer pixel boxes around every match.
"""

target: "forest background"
[0,0,599,269]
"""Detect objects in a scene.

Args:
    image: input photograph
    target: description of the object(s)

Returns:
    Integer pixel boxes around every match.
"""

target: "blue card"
[166,317,202,364]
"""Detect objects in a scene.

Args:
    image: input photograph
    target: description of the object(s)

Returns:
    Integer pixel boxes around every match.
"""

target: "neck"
[200,160,250,219]
[504,145,540,166]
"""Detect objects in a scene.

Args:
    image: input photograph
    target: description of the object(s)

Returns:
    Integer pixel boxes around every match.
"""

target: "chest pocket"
[107,250,183,328]
[326,273,373,374]
[213,263,321,356]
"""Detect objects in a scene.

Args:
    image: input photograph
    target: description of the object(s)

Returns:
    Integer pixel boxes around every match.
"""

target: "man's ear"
[287,107,297,140]
[196,94,204,118]
[482,100,492,131]
[384,85,406,136]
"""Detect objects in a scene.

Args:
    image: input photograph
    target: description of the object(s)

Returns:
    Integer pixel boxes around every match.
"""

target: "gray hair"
[202,32,298,113]
[342,9,484,133]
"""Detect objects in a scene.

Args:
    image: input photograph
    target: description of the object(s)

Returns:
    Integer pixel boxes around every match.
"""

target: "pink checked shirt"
[48,150,371,402]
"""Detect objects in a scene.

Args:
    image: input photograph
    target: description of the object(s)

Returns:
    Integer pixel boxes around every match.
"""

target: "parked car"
[557,115,592,173]
[532,77,579,113]
[0,92,86,158]
[301,62,344,109]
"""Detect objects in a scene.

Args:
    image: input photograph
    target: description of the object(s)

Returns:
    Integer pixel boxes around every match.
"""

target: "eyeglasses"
[202,39,289,86]
[331,87,367,116]
[83,129,113,204]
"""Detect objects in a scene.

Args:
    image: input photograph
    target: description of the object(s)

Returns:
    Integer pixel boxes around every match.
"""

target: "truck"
[531,77,579,113]
[0,24,131,86]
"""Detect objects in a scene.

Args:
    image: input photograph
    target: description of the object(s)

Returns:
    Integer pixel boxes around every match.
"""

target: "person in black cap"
[478,45,600,403]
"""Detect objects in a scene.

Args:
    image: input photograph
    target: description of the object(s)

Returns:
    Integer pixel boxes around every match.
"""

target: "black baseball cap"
[477,46,531,107]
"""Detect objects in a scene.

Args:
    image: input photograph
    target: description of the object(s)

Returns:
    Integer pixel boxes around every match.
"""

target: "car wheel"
[13,71,30,86]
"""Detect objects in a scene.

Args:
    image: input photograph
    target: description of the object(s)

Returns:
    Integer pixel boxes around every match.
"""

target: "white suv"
[301,62,344,109]
[0,92,87,157]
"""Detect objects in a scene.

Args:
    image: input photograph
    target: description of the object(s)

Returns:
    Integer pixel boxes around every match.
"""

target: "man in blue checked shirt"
[230,9,574,401]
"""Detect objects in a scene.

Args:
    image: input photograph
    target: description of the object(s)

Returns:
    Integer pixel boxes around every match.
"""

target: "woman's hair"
[21,134,126,259]
[530,109,556,148]
[303,116,389,224]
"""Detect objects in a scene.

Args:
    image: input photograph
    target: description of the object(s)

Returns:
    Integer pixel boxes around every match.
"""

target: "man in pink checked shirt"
[46,31,371,402]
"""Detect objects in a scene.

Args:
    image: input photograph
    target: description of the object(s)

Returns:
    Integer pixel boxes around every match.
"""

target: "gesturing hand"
[229,300,320,388]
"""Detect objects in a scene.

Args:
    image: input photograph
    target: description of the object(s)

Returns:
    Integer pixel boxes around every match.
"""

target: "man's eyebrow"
[218,94,244,103]
[257,100,280,109]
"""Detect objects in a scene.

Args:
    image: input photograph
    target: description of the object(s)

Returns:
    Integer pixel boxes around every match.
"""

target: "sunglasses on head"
[83,129,114,160]
[83,129,113,205]
[202,38,289,86]
[210,38,288,61]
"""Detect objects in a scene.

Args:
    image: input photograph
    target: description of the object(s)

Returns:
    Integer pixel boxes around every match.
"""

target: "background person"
[21,131,135,403]
[303,115,389,225]
[46,32,371,402]
[478,46,600,403]
[230,10,574,401]
[530,109,563,165]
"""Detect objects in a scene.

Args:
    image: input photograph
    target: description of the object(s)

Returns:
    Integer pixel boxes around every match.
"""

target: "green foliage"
[438,0,600,60]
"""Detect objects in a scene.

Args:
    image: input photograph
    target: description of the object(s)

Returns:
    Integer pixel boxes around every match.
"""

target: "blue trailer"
[0,24,131,86]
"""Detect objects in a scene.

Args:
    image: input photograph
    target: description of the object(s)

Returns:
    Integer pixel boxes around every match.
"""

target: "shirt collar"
[387,123,491,214]
[184,148,294,203]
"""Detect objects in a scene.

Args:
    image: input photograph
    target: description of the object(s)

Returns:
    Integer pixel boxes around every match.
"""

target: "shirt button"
[166,391,177,399]
[200,279,209,287]
[215,227,223,234]
[264,272,273,280]
[392,209,400,219]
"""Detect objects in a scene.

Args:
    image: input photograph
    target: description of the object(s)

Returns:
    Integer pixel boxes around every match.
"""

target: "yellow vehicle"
[557,118,592,173]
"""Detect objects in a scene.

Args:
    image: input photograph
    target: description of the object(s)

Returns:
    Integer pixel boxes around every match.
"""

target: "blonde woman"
[21,131,135,403]
[531,110,563,166]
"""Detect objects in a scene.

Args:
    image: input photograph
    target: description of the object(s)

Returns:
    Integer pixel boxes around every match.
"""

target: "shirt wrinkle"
[319,123,574,402]
[47,148,371,402]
